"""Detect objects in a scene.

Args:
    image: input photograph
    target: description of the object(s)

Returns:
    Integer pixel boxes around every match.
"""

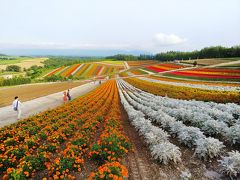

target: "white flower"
[218,151,240,177]
[150,142,182,165]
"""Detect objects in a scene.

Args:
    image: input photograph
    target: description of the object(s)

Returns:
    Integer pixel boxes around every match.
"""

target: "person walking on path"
[67,89,71,101]
[63,91,68,103]
[12,96,22,120]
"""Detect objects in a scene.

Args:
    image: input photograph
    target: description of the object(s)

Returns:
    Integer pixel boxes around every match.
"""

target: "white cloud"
[153,33,187,46]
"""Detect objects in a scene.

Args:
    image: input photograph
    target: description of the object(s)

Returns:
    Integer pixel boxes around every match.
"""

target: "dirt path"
[0,82,99,127]
[124,61,130,69]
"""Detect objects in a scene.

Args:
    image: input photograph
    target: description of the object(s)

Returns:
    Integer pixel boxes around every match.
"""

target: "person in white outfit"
[12,96,22,120]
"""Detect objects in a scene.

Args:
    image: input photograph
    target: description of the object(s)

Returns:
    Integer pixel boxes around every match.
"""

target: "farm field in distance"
[0,57,47,70]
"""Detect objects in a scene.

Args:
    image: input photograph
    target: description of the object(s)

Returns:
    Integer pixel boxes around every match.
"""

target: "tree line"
[106,45,240,61]
[44,57,104,68]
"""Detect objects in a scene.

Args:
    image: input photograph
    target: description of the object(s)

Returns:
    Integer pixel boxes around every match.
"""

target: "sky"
[0,0,239,55]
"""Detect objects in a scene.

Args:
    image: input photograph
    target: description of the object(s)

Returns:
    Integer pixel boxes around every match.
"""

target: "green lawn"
[0,71,26,77]
[0,59,22,65]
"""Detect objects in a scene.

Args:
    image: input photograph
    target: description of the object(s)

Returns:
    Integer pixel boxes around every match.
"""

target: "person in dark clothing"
[67,89,72,101]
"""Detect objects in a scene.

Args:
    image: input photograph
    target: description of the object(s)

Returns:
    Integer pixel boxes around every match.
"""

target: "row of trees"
[155,46,240,61]
[107,46,240,61]
[44,57,101,68]
[106,54,138,61]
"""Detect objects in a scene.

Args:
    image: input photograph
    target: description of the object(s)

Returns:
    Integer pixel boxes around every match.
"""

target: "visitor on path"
[63,91,68,103]
[12,96,22,120]
[67,89,71,101]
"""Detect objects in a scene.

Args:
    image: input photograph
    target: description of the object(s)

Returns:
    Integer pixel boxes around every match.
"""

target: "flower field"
[100,61,125,66]
[46,67,65,77]
[166,67,240,81]
[149,75,240,87]
[46,63,123,79]
[117,79,240,178]
[126,61,157,67]
[0,80,131,179]
[124,77,240,103]
[138,76,240,91]
[128,69,148,75]
[1,61,240,179]
[144,63,185,73]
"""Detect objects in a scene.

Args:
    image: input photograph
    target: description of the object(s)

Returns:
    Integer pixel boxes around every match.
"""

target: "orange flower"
[24,171,29,177]
[53,175,59,180]
[3,174,9,180]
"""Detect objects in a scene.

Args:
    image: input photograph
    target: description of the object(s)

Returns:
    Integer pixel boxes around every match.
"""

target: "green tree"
[6,65,21,72]
[193,61,197,66]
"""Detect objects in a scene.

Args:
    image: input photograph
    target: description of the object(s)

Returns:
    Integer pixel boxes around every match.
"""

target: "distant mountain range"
[0,49,149,57]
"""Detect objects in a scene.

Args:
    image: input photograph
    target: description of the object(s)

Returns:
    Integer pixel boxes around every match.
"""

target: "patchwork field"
[143,63,186,73]
[127,60,157,67]
[1,78,240,179]
[46,63,124,79]
[100,60,125,65]
[0,58,47,70]
[1,58,240,179]
[165,67,240,82]
[149,75,240,87]
[120,63,188,77]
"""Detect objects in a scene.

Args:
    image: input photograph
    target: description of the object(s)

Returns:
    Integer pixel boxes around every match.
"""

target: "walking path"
[124,61,130,70]
[0,82,99,127]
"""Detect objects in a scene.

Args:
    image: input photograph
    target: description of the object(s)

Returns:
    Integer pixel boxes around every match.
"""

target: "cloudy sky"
[0,0,239,55]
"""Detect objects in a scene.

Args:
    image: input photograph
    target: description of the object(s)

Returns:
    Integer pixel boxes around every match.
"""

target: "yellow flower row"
[125,78,240,103]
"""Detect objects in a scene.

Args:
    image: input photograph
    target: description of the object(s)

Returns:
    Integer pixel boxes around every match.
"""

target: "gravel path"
[0,82,99,127]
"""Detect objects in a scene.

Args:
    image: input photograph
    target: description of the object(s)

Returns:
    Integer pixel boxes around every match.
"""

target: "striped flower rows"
[137,76,240,91]
[149,75,240,87]
[144,63,185,73]
[125,77,240,103]
[167,68,240,80]
[127,61,157,67]
[0,80,130,179]
[47,63,121,79]
[118,79,240,178]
